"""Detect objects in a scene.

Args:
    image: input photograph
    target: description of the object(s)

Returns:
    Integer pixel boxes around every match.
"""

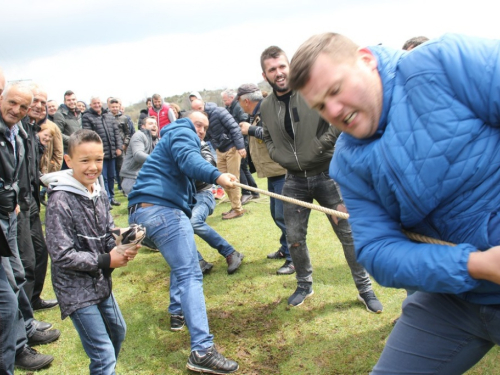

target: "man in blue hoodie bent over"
[127,111,239,374]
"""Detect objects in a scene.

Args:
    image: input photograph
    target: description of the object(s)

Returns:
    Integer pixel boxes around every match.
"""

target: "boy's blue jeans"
[70,294,126,375]
[372,292,500,374]
[129,204,214,351]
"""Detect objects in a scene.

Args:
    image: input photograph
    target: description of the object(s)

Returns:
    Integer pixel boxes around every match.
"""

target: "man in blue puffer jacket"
[289,32,500,374]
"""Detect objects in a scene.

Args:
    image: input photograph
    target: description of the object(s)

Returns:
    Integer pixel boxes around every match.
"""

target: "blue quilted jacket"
[332,34,500,304]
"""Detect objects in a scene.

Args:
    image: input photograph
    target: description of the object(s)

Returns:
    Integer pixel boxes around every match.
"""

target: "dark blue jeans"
[191,190,235,260]
[282,172,372,292]
[268,175,290,261]
[102,158,116,200]
[372,292,500,374]
[70,294,126,375]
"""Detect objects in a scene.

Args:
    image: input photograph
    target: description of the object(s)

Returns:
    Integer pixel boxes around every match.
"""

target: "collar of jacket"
[252,100,263,117]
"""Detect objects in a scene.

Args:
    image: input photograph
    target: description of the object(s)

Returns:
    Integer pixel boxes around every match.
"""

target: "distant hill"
[125,81,272,127]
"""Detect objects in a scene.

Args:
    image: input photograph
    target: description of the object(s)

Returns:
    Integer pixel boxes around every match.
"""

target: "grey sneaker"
[288,284,314,307]
[226,251,244,275]
[199,260,214,275]
[170,314,185,331]
[276,260,295,275]
[15,346,54,370]
[187,345,238,374]
[357,290,383,314]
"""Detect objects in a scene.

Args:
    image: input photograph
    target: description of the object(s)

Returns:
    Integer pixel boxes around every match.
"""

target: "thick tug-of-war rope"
[233,182,456,247]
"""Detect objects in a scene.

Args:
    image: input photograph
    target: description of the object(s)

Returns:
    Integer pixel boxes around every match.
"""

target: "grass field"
[26,178,500,374]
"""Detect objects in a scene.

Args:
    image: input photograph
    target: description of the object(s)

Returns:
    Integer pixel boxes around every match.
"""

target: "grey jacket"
[43,170,116,319]
[53,104,82,152]
[120,129,158,180]
[260,91,340,177]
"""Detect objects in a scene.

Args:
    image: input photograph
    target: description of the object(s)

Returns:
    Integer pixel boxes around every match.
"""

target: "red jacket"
[149,104,171,131]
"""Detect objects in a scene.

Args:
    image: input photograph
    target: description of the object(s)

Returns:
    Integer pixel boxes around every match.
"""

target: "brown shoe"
[222,209,234,217]
[222,209,245,220]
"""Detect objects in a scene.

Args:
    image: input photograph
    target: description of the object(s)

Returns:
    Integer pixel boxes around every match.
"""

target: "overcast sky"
[1,0,498,106]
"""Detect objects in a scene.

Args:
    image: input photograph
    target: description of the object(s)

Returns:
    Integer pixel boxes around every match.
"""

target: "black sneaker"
[15,346,54,370]
[110,199,121,206]
[170,314,185,331]
[357,290,383,314]
[267,250,285,260]
[276,260,295,275]
[226,251,244,275]
[186,345,238,374]
[288,284,314,307]
[28,329,61,346]
[199,260,214,275]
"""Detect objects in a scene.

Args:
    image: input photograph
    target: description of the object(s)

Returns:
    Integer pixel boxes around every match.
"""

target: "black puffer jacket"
[0,117,24,256]
[82,109,123,159]
[44,171,116,319]
[53,104,82,152]
[204,102,245,152]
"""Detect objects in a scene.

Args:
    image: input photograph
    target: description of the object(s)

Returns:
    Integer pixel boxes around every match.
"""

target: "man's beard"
[266,75,289,93]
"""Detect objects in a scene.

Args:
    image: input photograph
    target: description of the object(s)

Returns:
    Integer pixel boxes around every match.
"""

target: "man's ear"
[357,47,378,70]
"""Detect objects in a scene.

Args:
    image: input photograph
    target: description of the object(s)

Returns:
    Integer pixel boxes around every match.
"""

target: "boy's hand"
[109,248,130,268]
[124,244,140,261]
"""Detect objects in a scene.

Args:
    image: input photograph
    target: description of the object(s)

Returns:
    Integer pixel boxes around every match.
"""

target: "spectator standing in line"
[238,83,293,275]
[0,78,56,372]
[82,97,123,207]
[53,90,82,170]
[138,97,152,129]
[109,98,131,194]
[222,89,259,205]
[46,100,57,122]
[149,93,176,132]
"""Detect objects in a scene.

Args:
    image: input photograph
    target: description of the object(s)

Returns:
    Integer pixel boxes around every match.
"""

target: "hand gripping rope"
[233,182,455,247]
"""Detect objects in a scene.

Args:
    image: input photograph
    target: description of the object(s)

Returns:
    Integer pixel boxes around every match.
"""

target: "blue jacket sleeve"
[332,153,481,294]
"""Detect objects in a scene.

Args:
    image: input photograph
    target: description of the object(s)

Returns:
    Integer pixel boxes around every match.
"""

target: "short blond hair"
[289,33,359,90]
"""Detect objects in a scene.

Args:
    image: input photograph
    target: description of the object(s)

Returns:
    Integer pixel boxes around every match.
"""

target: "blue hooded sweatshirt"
[128,118,221,217]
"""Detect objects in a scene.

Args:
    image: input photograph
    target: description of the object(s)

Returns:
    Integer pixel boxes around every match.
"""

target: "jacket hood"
[159,117,194,138]
[41,169,103,199]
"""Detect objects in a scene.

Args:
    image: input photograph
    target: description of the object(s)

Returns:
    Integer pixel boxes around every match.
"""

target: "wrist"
[468,250,487,280]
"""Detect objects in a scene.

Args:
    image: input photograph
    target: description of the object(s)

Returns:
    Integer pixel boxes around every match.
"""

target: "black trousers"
[17,200,48,304]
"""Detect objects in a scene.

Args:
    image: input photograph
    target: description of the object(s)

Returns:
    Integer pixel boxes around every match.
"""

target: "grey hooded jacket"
[43,170,116,319]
